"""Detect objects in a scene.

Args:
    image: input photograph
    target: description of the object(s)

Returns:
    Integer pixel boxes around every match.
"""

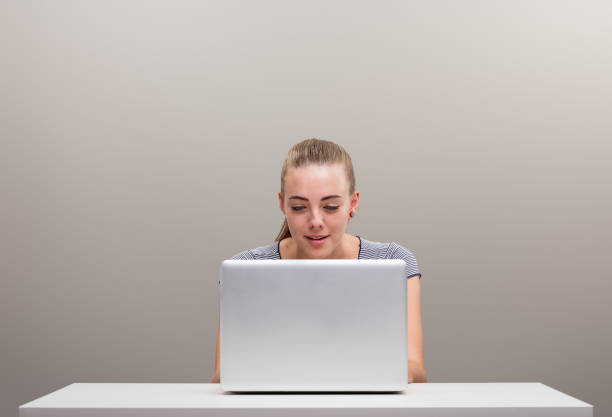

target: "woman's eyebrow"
[288,195,342,201]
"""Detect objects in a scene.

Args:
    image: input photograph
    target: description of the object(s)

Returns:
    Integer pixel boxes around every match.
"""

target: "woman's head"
[276,138,359,258]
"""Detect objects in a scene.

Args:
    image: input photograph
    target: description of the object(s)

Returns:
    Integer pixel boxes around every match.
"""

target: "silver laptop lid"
[219,259,407,392]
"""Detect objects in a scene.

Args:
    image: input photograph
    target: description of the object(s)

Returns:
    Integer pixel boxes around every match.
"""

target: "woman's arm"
[407,276,427,382]
[211,319,220,383]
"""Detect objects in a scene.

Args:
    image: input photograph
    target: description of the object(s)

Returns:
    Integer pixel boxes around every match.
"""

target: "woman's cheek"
[329,216,343,230]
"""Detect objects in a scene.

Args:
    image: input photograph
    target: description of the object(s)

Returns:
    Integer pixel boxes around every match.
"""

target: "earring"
[349,210,354,218]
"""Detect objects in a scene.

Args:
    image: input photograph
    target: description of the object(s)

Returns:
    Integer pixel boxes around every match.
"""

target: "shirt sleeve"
[387,242,422,279]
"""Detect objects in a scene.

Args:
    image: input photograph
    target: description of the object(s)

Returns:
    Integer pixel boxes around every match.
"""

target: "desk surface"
[19,382,593,417]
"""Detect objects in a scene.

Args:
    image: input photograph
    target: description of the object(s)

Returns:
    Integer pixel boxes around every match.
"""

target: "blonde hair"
[275,138,356,242]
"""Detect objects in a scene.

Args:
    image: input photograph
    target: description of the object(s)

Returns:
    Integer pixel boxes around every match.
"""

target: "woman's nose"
[309,208,324,228]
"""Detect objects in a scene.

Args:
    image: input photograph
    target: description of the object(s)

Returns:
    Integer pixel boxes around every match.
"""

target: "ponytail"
[275,218,291,242]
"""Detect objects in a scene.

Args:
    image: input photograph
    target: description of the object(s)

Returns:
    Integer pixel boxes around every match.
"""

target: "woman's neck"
[280,234,360,260]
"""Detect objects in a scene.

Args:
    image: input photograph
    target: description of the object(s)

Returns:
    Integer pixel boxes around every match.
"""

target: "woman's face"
[279,163,359,258]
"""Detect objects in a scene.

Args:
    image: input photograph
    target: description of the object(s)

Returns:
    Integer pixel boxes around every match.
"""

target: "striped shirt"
[231,236,421,280]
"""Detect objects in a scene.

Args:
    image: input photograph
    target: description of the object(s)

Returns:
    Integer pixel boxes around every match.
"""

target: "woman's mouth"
[305,235,329,246]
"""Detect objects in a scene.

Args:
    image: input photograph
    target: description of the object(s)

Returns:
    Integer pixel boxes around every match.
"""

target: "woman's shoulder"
[359,237,422,279]
[359,237,416,258]
[230,242,280,260]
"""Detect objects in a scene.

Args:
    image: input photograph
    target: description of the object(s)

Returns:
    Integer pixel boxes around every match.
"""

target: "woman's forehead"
[284,164,348,195]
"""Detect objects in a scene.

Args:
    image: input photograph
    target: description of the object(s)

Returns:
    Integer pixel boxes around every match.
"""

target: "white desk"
[19,383,592,417]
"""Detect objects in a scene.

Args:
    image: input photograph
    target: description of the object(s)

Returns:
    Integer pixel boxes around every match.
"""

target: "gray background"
[2,1,610,416]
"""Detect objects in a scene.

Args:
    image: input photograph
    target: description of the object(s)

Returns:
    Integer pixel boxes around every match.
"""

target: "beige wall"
[2,1,611,416]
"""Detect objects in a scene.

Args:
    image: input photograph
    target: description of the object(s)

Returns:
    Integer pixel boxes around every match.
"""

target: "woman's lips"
[305,235,328,246]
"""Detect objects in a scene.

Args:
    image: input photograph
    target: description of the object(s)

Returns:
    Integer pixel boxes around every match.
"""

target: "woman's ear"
[278,192,285,214]
[350,191,360,213]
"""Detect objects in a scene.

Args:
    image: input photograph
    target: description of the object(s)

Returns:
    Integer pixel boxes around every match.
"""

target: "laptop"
[219,259,407,392]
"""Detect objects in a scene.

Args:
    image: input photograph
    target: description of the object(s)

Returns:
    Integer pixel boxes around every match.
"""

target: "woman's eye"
[290,206,338,212]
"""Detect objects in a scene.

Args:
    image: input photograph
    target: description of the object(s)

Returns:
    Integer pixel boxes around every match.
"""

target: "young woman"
[211,138,427,383]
